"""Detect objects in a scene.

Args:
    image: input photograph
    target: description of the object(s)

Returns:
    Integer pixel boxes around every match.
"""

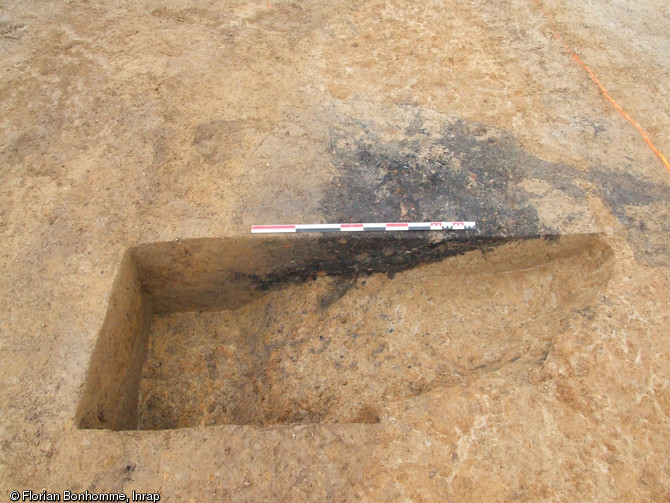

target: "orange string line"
[566,43,670,172]
[538,7,670,173]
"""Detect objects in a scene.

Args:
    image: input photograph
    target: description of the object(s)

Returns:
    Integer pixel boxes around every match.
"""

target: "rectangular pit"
[76,234,612,430]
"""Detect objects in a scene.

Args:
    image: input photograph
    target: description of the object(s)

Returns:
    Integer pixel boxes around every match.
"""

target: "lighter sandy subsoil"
[1,0,670,501]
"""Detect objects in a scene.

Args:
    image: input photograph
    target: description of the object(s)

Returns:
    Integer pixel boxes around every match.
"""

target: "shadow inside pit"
[76,233,613,430]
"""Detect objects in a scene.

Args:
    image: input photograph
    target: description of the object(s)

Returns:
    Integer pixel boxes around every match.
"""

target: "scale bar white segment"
[251,222,475,234]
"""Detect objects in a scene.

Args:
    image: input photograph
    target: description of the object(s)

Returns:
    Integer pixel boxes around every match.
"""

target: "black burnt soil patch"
[324,107,670,265]
[324,118,556,237]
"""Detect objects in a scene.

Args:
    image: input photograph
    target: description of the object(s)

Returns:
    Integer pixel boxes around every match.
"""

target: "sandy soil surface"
[1,0,669,501]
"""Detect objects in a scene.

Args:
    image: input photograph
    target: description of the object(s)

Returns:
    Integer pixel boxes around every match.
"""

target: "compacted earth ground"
[1,0,670,501]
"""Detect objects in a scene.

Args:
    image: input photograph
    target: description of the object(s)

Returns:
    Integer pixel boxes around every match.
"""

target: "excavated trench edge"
[76,233,613,430]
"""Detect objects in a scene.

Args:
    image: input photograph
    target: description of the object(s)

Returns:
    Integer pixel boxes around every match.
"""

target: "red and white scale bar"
[251,221,476,233]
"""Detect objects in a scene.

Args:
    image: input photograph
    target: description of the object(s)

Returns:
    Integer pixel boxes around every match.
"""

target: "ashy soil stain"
[589,166,670,266]
[324,106,670,265]
[324,113,559,237]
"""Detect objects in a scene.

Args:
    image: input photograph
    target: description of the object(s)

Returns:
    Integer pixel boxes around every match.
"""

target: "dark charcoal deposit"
[235,233,534,294]
[324,109,670,266]
[324,116,562,237]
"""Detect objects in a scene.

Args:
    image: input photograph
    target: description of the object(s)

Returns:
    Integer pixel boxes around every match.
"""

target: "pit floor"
[136,237,611,429]
[1,1,670,501]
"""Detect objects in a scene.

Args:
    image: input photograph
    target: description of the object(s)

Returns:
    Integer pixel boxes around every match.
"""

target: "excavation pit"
[76,234,613,430]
